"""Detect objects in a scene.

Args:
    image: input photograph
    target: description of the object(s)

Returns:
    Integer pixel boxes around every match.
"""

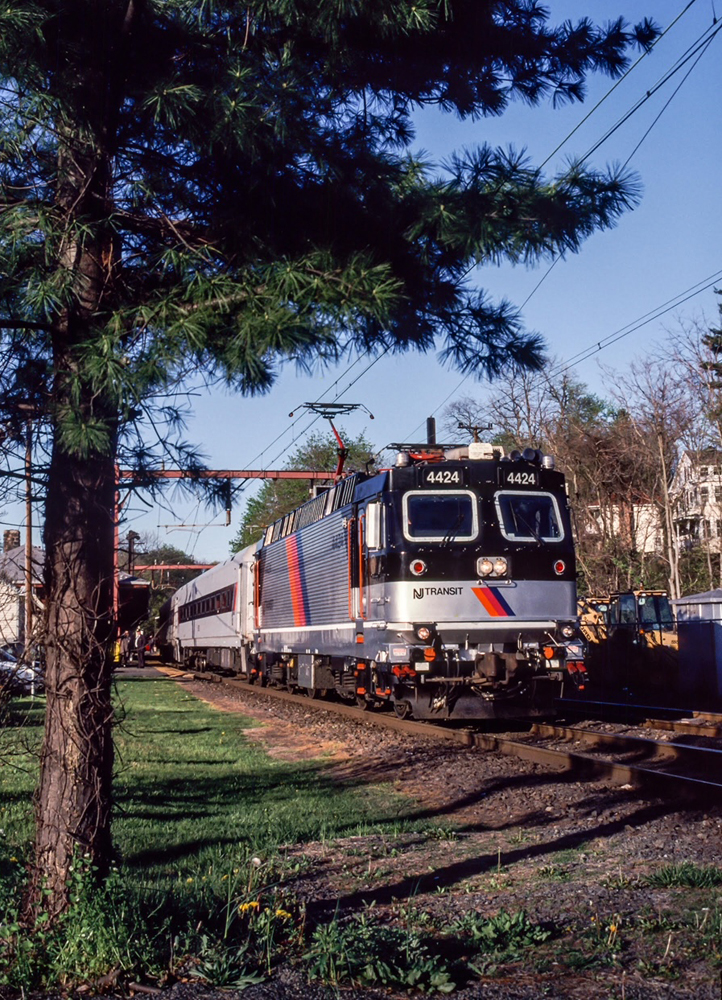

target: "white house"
[669,449,722,553]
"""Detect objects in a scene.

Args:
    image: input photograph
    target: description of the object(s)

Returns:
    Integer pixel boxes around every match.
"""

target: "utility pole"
[458,421,493,443]
[127,530,140,576]
[25,418,33,644]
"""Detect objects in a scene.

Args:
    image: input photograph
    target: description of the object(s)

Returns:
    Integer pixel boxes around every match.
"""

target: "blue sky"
[10,0,722,563]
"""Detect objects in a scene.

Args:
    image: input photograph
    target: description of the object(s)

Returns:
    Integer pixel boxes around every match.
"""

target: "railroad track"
[160,666,722,801]
[558,696,722,737]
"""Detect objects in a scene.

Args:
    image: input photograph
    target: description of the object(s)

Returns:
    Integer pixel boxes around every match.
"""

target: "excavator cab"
[578,590,678,698]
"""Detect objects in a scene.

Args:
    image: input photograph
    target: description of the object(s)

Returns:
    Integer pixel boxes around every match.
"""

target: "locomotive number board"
[498,467,540,488]
[419,467,466,487]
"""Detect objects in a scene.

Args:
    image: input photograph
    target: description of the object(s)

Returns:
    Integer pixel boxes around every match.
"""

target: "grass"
[112,678,401,879]
[0,697,45,850]
[0,676,416,990]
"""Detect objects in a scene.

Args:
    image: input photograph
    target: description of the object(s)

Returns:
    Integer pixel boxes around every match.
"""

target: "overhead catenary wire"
[538,0,701,171]
[403,265,722,443]
[575,15,722,167]
[401,3,720,440]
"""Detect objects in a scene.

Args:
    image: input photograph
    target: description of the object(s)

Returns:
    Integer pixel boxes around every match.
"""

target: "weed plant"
[643,862,722,888]
[451,909,552,954]
[305,910,456,993]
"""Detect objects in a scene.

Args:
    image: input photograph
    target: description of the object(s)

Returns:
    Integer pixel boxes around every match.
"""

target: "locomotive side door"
[348,499,385,621]
[348,506,363,620]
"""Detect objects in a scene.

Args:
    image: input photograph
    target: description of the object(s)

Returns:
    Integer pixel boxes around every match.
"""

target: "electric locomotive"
[159,440,584,720]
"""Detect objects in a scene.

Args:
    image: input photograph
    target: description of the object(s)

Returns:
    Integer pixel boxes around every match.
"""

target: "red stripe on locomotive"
[285,535,308,626]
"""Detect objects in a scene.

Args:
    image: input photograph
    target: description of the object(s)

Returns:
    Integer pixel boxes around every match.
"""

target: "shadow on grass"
[113,676,412,870]
[119,751,402,867]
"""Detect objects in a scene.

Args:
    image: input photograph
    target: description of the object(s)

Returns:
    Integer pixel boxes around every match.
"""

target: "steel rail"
[559,696,722,724]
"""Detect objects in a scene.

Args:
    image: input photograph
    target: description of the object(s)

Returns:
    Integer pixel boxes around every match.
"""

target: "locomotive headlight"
[477,557,507,578]
[410,559,427,577]
[477,557,494,577]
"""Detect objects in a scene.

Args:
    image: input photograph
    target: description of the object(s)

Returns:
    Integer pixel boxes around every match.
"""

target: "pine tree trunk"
[27,398,117,919]
[25,121,119,918]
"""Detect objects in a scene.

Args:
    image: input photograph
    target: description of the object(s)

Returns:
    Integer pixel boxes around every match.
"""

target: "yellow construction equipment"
[578,590,678,696]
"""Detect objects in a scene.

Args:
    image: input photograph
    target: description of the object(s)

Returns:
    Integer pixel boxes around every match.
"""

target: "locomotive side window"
[495,491,563,542]
[402,490,478,542]
[365,500,385,550]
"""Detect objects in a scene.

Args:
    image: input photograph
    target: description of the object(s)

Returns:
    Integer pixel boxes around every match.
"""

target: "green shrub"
[452,909,552,953]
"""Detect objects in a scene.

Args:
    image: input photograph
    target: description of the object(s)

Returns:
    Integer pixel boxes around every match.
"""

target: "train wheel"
[308,688,328,700]
[356,695,371,711]
[393,700,413,720]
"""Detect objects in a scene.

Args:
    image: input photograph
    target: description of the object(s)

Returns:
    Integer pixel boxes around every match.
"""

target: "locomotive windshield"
[403,490,478,542]
[495,491,563,542]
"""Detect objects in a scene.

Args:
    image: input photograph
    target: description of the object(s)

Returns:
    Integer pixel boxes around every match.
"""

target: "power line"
[539,0,702,171]
[412,6,721,437]
[404,267,722,441]
[548,269,722,381]
[576,15,722,166]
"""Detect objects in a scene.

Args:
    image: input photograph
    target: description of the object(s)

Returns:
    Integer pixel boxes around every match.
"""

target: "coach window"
[495,492,563,543]
[402,491,478,542]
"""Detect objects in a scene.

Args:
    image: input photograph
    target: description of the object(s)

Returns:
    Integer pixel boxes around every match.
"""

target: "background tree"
[445,367,670,595]
[0,0,658,917]
[700,290,722,419]
[605,358,696,598]
[231,430,375,551]
[126,538,208,625]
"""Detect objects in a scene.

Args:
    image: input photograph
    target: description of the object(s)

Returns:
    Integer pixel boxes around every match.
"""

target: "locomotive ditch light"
[415,624,434,641]
[560,624,575,639]
[410,559,427,577]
